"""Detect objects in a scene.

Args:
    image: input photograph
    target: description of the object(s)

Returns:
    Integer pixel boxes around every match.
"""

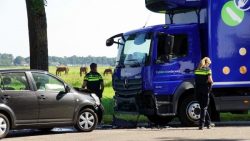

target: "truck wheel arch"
[173,80,195,114]
[173,80,219,121]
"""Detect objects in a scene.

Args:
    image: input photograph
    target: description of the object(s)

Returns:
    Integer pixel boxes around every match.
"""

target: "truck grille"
[113,78,142,97]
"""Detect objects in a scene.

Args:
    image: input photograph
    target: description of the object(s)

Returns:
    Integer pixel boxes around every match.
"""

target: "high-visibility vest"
[194,67,212,85]
[194,67,212,76]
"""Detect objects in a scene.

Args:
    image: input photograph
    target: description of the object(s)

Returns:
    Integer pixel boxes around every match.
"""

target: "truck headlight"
[91,93,101,106]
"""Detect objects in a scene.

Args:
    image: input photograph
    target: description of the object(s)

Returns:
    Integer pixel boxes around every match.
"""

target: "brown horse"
[56,66,69,76]
[103,68,112,76]
[80,67,88,77]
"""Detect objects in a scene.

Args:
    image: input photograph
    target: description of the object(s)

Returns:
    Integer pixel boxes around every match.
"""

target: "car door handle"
[184,69,193,73]
[2,95,11,100]
[38,95,46,100]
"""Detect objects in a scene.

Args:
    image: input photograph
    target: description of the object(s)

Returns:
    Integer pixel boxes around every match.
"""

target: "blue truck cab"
[106,0,250,126]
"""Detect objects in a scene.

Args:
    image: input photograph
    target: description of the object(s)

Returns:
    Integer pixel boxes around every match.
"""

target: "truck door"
[153,30,196,97]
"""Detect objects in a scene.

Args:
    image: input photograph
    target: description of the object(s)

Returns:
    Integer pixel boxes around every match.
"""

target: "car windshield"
[116,32,152,67]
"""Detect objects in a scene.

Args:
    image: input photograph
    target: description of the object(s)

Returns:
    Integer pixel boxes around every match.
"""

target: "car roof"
[0,69,48,73]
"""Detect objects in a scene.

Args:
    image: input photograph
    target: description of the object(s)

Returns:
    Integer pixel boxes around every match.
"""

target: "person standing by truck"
[82,63,104,100]
[195,57,214,130]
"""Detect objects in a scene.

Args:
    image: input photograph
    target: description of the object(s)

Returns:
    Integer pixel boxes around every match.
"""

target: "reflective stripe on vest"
[194,69,212,75]
[84,74,102,81]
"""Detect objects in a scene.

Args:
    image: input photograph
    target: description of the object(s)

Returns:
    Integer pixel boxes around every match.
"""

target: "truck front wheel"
[178,95,200,126]
[147,115,174,125]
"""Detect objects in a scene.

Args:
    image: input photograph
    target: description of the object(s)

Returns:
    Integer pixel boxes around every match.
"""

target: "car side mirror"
[65,85,71,93]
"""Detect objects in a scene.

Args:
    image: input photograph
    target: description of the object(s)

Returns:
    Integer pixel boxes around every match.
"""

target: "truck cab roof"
[124,23,199,36]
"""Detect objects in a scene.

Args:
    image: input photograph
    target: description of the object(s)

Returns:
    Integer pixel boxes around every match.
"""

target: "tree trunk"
[25,0,48,71]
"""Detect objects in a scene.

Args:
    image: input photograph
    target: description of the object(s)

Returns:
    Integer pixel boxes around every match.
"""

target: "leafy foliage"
[28,0,47,14]
[0,54,13,66]
[0,54,116,66]
[13,56,26,66]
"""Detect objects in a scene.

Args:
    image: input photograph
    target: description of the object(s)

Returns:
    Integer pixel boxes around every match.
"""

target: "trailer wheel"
[178,95,199,126]
[147,115,174,125]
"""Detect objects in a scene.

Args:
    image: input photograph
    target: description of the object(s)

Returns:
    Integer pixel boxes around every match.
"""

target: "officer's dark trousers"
[196,85,211,127]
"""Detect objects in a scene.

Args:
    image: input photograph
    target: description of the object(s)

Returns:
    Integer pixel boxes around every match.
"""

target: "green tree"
[0,54,13,66]
[26,0,48,71]
[14,56,25,66]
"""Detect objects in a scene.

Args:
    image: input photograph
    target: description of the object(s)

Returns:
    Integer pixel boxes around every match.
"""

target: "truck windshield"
[116,33,152,67]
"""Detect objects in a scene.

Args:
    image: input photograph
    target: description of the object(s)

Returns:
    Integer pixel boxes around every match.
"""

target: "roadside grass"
[221,113,250,121]
[2,66,250,123]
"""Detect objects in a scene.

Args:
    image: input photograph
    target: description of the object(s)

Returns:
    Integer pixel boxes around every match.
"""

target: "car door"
[31,72,76,123]
[0,72,39,124]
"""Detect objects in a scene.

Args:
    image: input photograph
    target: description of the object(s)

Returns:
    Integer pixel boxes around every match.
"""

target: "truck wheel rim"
[0,117,7,136]
[79,112,95,130]
[186,102,200,121]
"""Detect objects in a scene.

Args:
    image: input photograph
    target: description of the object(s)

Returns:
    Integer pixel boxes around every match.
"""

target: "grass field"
[1,66,250,123]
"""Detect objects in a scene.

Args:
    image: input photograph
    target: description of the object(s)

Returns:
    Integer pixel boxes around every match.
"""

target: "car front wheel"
[0,113,10,139]
[74,108,98,132]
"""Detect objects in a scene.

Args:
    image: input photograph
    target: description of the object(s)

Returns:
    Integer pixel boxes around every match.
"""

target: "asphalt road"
[3,125,250,141]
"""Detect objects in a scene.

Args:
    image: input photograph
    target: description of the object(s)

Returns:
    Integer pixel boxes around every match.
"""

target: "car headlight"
[91,93,101,106]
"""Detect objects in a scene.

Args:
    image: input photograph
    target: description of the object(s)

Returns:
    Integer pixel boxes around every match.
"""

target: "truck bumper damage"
[114,90,176,116]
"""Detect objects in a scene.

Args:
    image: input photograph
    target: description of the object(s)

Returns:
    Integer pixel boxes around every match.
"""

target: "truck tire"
[74,108,98,132]
[178,95,199,126]
[147,115,174,125]
[0,113,10,139]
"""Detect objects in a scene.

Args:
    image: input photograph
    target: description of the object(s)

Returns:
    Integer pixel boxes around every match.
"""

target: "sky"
[0,0,164,58]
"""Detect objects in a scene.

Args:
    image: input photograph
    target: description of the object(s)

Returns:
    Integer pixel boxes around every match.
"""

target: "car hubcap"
[187,102,200,121]
[0,117,7,136]
[79,112,95,130]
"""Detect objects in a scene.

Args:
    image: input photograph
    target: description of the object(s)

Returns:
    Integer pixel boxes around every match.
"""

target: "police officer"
[194,57,214,130]
[82,63,104,100]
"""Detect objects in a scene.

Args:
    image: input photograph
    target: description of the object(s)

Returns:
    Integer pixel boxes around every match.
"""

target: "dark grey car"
[0,69,104,138]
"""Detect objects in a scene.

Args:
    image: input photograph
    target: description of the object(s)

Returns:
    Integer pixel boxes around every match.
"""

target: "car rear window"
[0,72,30,91]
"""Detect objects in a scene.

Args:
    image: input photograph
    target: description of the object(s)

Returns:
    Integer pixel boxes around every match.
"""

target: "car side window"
[32,73,65,93]
[0,75,3,90]
[0,73,30,91]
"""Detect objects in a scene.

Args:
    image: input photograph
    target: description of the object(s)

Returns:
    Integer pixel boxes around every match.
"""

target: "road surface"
[3,126,250,141]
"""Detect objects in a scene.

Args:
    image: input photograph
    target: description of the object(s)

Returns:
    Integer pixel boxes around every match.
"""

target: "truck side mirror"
[106,33,125,47]
[106,38,114,46]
